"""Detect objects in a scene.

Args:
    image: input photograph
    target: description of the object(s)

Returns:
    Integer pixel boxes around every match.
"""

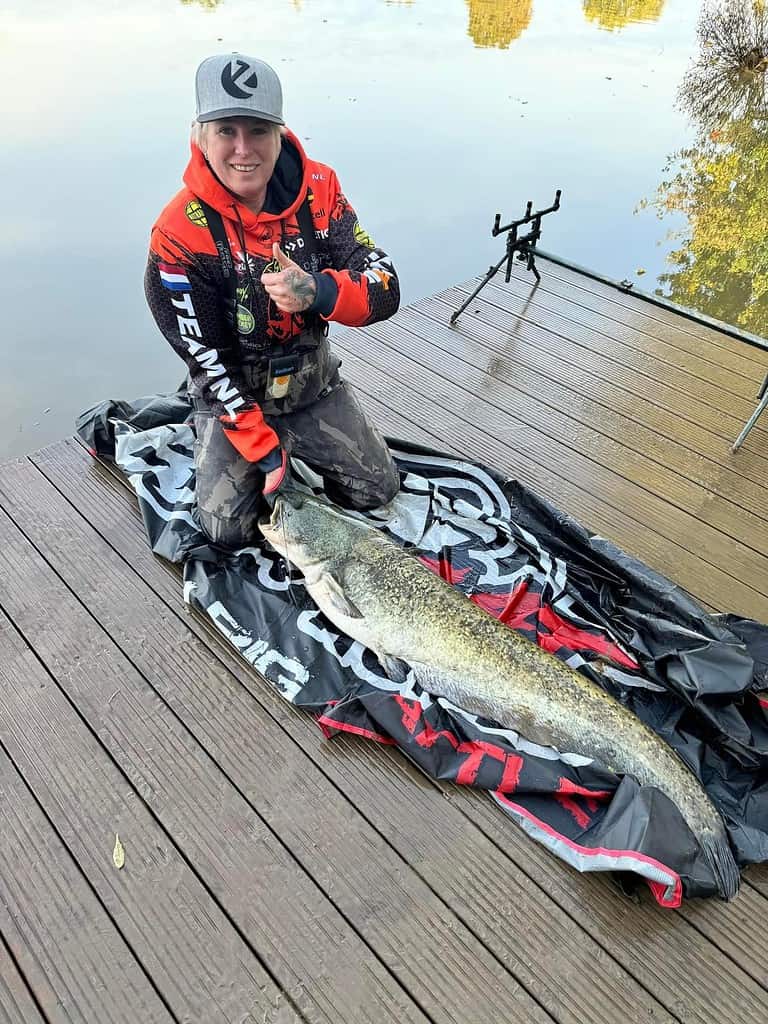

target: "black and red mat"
[78,392,768,906]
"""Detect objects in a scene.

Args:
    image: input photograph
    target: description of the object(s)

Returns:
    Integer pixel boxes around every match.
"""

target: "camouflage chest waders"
[191,197,399,550]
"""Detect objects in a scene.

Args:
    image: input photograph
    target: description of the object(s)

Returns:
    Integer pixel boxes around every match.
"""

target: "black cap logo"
[221,59,259,99]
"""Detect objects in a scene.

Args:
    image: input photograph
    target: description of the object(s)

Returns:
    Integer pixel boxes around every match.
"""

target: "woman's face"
[203,116,281,208]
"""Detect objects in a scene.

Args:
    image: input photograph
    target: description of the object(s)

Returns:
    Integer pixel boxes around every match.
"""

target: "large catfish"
[259,490,739,899]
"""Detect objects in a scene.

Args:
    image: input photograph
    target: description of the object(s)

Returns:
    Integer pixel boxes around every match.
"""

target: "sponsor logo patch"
[235,249,258,277]
[185,200,208,228]
[221,59,259,100]
[236,304,256,334]
[353,221,375,248]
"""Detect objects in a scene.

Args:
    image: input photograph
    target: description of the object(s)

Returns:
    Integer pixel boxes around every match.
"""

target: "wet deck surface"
[1,258,767,1023]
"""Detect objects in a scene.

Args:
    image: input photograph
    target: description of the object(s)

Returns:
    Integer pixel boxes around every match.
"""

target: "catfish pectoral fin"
[503,714,560,751]
[378,653,411,684]
[312,572,364,620]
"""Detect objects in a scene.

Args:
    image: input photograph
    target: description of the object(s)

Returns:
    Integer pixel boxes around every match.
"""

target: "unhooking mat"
[78,391,768,906]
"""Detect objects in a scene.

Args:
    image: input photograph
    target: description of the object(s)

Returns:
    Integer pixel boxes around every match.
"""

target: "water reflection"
[583,0,665,32]
[465,0,534,48]
[679,0,767,124]
[0,0,710,460]
[171,0,668,46]
[646,0,768,335]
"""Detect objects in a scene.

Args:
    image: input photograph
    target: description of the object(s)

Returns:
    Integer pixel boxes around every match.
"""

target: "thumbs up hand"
[261,243,318,313]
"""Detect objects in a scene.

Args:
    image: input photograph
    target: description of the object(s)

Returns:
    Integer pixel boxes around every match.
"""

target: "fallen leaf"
[113,833,125,869]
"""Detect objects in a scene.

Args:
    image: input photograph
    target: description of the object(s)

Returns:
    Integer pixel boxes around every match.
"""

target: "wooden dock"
[1,257,767,1023]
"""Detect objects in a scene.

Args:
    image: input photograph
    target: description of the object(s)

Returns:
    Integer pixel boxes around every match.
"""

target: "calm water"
[2,0,764,459]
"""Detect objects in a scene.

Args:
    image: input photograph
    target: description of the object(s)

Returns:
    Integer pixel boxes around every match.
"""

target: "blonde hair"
[191,118,286,153]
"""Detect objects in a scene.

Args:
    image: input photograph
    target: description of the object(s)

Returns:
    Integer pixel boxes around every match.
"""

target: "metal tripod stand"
[450,190,562,325]
[732,369,768,451]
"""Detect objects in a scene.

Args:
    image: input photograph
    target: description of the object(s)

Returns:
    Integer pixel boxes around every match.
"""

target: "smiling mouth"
[231,163,259,172]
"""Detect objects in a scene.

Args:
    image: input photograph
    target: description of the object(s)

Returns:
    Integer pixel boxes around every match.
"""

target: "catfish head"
[258,488,364,582]
[259,488,370,623]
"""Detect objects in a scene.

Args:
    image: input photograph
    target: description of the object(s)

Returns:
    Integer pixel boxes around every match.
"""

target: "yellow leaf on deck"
[113,833,125,870]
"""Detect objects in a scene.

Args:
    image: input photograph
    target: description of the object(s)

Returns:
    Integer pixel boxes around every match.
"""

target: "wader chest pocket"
[266,353,301,400]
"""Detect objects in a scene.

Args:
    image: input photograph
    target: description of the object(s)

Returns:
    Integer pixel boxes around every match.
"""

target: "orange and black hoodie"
[144,131,399,469]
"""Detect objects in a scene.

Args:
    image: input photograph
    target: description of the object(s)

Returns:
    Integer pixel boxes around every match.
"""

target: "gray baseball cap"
[194,53,285,125]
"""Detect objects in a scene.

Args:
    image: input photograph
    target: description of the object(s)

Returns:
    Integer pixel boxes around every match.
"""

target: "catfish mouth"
[258,497,283,533]
[258,488,306,532]
[258,505,278,531]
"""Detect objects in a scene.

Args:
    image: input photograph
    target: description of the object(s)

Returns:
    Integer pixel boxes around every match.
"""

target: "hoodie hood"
[183,128,309,228]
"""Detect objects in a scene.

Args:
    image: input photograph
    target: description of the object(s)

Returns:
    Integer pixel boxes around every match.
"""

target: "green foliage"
[179,0,222,9]
[582,0,665,32]
[646,1,768,334]
[465,0,534,49]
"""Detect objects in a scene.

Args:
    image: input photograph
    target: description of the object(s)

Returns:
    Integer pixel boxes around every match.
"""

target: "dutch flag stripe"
[158,263,190,291]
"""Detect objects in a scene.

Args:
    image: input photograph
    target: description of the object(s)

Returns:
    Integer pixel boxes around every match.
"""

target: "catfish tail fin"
[701,829,740,900]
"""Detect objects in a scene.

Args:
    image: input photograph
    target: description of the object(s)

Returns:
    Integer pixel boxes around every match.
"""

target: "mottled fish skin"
[260,491,739,899]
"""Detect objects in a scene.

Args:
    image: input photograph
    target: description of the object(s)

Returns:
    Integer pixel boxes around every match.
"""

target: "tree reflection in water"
[582,0,665,32]
[465,0,534,49]
[644,1,768,334]
[680,0,767,125]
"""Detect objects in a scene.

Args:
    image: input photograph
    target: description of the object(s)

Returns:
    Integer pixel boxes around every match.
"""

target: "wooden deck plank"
[429,783,768,1023]
[0,712,175,1024]
[333,332,768,618]
[9,452,569,1024]
[339,347,767,620]
[0,935,46,1024]
[363,311,768,563]
[355,389,728,612]
[39,439,768,1024]
[536,256,768,360]
[513,259,768,385]
[423,291,768,489]
[447,280,768,450]
[398,297,768,520]
[739,869,768,901]
[452,276,768,435]
[30,438,680,1024]
[352,317,768,570]
[0,517,305,1024]
[456,278,768,446]
[677,890,768,988]
[0,469,433,1024]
